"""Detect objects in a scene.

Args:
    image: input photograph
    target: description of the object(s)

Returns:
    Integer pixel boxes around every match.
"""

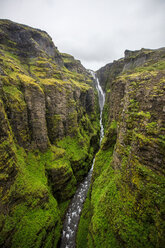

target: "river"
[59,72,105,248]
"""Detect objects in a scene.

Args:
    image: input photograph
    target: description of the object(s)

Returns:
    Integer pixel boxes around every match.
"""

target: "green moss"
[53,114,62,130]
[57,136,88,162]
[8,197,60,248]
[67,111,78,135]
[158,135,165,149]
[0,145,63,248]
[145,122,158,135]
[0,21,100,248]
[61,53,74,63]
[85,144,165,247]
[76,47,165,248]
[59,200,70,219]
[56,111,100,182]
[76,190,92,248]
[3,85,26,111]
[137,111,151,119]
[89,159,121,247]
[133,131,153,145]
[102,102,109,129]
[135,59,165,72]
[110,119,117,129]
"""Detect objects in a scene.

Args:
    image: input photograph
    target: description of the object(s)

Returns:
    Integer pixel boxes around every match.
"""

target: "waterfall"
[90,71,105,144]
[60,72,105,248]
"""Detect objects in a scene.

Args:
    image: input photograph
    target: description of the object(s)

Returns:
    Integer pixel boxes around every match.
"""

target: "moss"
[101,120,117,150]
[135,59,165,72]
[56,112,100,182]
[57,136,88,162]
[53,114,62,131]
[0,20,100,248]
[0,146,63,248]
[78,47,165,248]
[158,135,165,150]
[89,161,120,247]
[0,139,16,184]
[76,190,92,248]
[67,111,78,135]
[137,111,151,119]
[7,198,60,248]
[3,85,26,111]
[77,147,114,248]
[61,53,74,63]
[145,122,158,135]
[102,102,109,129]
[85,144,165,247]
[58,200,71,220]
[84,107,164,247]
[70,79,91,91]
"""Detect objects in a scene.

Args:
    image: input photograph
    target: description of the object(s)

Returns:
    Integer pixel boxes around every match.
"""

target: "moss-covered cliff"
[1,19,165,248]
[77,48,165,248]
[0,19,100,248]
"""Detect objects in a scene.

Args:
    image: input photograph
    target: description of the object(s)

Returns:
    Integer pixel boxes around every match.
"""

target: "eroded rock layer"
[0,20,100,248]
[77,48,165,248]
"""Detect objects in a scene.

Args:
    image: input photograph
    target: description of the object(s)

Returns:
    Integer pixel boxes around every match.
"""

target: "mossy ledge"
[0,19,100,247]
[77,48,165,248]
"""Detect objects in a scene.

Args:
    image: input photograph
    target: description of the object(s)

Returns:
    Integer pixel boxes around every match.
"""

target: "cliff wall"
[0,20,100,248]
[77,48,165,248]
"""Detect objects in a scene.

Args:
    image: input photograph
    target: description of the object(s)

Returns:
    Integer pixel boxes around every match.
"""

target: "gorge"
[60,72,105,248]
[0,19,165,248]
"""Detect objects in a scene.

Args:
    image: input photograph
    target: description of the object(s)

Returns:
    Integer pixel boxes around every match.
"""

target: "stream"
[59,72,105,248]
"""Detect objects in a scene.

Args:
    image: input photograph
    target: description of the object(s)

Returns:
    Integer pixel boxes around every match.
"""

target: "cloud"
[0,0,164,70]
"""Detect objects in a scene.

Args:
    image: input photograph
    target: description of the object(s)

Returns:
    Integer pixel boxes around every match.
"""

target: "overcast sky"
[0,0,165,70]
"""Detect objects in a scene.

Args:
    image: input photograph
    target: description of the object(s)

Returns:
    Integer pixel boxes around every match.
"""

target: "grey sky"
[0,0,165,70]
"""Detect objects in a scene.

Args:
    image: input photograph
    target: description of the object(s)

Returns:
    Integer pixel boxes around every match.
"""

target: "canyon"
[0,20,164,248]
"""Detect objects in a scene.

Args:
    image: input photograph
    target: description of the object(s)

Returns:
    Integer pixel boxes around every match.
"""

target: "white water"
[91,71,105,144]
[60,72,105,248]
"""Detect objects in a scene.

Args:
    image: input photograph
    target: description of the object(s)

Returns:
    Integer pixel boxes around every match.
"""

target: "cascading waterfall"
[60,71,105,248]
[91,71,105,144]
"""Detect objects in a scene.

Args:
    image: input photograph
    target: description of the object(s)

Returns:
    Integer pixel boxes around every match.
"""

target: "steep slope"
[77,48,165,248]
[0,19,100,248]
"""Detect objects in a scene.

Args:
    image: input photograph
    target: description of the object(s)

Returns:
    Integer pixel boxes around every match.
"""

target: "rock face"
[77,48,165,248]
[1,19,164,248]
[0,19,63,64]
[0,20,100,248]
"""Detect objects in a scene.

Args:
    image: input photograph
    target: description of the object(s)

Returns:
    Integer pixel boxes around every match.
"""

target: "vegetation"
[0,20,165,248]
[77,48,165,248]
[0,20,100,247]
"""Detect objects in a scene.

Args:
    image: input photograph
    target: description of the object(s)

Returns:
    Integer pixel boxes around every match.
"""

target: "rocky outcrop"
[0,19,100,248]
[77,48,165,248]
[96,59,125,92]
[24,83,49,151]
[61,53,89,76]
[0,19,63,65]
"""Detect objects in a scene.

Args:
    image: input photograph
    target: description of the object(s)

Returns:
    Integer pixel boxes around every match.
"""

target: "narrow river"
[60,72,105,248]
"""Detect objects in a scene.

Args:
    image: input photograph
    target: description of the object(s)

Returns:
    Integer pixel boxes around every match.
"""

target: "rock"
[0,19,100,248]
[78,47,165,248]
[24,83,49,151]
[0,19,64,65]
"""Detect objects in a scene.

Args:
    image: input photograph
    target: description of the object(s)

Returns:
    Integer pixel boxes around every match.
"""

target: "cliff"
[0,20,100,248]
[77,48,165,247]
[1,19,165,248]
